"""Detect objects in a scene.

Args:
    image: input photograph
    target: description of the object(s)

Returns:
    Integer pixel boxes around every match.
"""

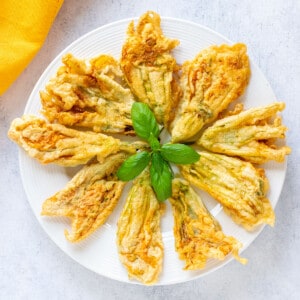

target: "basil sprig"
[117,102,200,202]
[116,151,151,181]
[131,102,160,140]
[150,153,172,201]
[161,143,200,164]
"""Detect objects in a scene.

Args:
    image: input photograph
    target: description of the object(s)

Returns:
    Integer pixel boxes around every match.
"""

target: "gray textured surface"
[1,0,299,299]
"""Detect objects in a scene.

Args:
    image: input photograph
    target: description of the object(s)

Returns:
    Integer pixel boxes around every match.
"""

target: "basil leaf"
[148,132,161,151]
[131,102,160,140]
[150,153,172,202]
[151,152,164,174]
[161,143,200,164]
[117,151,151,181]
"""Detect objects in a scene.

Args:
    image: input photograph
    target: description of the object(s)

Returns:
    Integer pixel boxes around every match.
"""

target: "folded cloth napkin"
[0,0,64,95]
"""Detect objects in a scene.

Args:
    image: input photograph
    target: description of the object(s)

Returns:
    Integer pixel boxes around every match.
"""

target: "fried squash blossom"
[117,170,165,284]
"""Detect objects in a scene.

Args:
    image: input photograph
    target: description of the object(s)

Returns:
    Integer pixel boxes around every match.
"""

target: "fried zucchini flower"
[117,169,165,285]
[197,102,291,164]
[40,53,135,135]
[180,151,275,230]
[41,153,127,242]
[171,43,250,142]
[170,178,246,270]
[8,115,147,166]
[121,11,180,127]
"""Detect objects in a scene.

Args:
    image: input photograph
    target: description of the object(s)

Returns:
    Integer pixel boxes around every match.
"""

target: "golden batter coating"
[180,151,275,231]
[171,43,250,142]
[121,11,180,126]
[116,169,165,285]
[8,115,146,166]
[170,179,246,270]
[198,102,291,164]
[41,153,127,242]
[40,53,135,135]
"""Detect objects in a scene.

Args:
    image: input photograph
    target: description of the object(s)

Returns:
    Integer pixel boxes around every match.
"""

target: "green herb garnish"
[116,151,151,181]
[150,153,173,201]
[117,102,200,201]
[161,143,200,164]
[131,101,160,140]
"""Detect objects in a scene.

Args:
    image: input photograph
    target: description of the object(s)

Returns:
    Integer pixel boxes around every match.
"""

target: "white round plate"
[20,16,286,285]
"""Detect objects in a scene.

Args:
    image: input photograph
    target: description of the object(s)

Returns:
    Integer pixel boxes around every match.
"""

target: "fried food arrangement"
[40,53,135,135]
[117,170,165,285]
[197,102,291,164]
[171,43,250,142]
[8,115,145,166]
[180,151,275,230]
[121,11,180,127]
[41,153,127,242]
[170,179,246,270]
[7,11,291,285]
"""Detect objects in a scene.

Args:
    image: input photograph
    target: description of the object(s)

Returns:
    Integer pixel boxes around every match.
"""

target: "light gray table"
[1,1,299,299]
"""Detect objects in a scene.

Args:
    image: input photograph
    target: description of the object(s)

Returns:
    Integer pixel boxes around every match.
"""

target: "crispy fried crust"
[116,169,165,285]
[170,179,246,270]
[180,151,275,230]
[8,115,144,166]
[121,11,180,126]
[198,102,291,163]
[40,54,135,135]
[171,43,250,142]
[41,154,127,242]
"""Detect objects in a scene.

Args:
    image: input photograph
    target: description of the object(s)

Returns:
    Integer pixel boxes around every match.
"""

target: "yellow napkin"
[0,0,64,95]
